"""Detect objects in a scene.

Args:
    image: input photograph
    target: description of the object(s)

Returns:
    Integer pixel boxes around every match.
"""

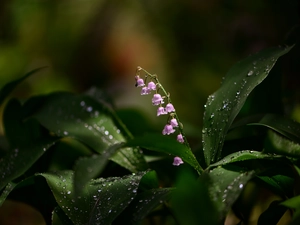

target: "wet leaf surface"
[31,92,147,172]
[0,99,58,191]
[116,188,172,224]
[125,133,202,174]
[202,46,293,166]
[249,114,300,143]
[39,170,147,225]
[208,165,256,218]
[73,143,125,194]
[209,150,282,169]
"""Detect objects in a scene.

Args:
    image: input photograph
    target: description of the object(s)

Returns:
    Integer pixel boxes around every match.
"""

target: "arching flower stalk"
[135,66,190,166]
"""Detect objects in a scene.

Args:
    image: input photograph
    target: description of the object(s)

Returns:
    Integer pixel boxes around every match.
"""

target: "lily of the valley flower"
[147,81,156,91]
[165,103,175,113]
[157,106,167,116]
[162,124,175,135]
[173,156,184,166]
[135,76,145,87]
[135,67,190,168]
[141,87,151,95]
[152,94,164,105]
[177,134,184,143]
[170,118,178,127]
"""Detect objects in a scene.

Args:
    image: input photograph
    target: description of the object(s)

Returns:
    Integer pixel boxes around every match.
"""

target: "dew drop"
[247,70,253,76]
[87,106,93,112]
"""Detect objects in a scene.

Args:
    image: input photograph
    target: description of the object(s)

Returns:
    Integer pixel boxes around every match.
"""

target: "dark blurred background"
[0,0,299,133]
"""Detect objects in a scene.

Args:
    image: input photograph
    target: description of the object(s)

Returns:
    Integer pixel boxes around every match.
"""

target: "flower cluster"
[135,68,185,167]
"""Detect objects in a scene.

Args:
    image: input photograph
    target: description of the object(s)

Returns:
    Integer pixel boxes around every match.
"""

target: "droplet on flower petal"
[147,81,156,91]
[141,87,151,95]
[170,118,178,127]
[173,156,184,166]
[165,103,175,113]
[162,124,175,135]
[177,134,184,143]
[157,106,167,116]
[152,94,164,105]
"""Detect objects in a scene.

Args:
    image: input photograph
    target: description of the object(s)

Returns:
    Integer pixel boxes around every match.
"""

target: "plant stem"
[137,66,190,149]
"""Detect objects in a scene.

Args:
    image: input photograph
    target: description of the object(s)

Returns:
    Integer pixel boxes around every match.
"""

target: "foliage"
[1,42,300,225]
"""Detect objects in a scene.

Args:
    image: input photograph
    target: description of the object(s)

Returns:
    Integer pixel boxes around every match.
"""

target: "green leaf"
[208,165,256,218]
[74,143,124,194]
[256,165,295,198]
[0,136,57,191]
[38,170,147,225]
[125,133,203,174]
[0,99,59,191]
[264,130,300,157]
[281,196,300,209]
[139,170,159,191]
[202,46,293,166]
[115,188,172,224]
[249,114,300,144]
[171,169,218,225]
[0,182,17,206]
[0,67,46,106]
[31,92,148,172]
[209,150,282,169]
[52,206,74,225]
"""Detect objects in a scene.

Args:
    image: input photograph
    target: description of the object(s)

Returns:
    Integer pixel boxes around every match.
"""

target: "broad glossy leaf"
[138,170,159,191]
[0,136,57,191]
[0,182,17,206]
[202,46,293,165]
[48,138,92,172]
[38,170,147,225]
[115,188,172,224]
[209,150,282,168]
[52,206,74,225]
[84,86,115,109]
[171,170,218,225]
[256,163,295,198]
[31,92,147,172]
[208,165,255,218]
[249,114,300,144]
[264,130,300,157]
[0,99,58,191]
[74,143,124,194]
[281,196,300,209]
[125,133,203,174]
[0,67,46,106]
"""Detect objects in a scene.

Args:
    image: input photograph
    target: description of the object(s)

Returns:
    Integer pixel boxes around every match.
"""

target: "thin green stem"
[137,66,190,149]
[137,66,204,175]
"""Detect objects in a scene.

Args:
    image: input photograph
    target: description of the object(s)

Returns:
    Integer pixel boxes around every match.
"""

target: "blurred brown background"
[0,0,299,131]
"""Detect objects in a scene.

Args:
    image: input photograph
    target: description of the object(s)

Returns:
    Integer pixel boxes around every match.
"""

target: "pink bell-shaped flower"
[165,103,175,113]
[177,134,184,143]
[157,106,167,116]
[152,94,164,105]
[147,81,156,91]
[170,118,178,127]
[173,156,184,166]
[135,76,145,87]
[141,87,151,95]
[162,124,175,135]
